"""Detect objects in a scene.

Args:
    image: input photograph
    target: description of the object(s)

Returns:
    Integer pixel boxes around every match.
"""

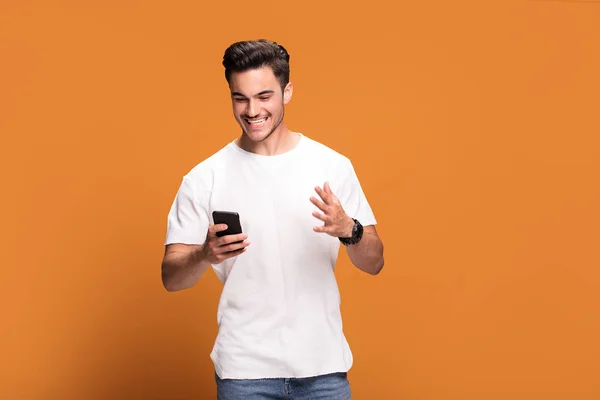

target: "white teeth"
[248,118,266,124]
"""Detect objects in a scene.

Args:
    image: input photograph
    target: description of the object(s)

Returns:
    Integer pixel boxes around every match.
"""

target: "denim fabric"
[215,371,352,400]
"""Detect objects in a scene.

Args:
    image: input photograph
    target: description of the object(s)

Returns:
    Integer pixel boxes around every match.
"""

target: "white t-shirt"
[164,133,377,379]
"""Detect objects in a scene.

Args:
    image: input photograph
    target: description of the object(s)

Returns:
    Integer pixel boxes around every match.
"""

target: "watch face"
[339,219,363,246]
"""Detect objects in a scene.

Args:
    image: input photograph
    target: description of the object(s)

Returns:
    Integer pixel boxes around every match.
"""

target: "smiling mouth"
[245,117,268,127]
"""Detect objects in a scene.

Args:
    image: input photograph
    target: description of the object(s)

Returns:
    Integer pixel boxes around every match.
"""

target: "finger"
[324,182,342,205]
[219,232,248,245]
[312,211,330,223]
[309,196,329,213]
[313,225,330,233]
[220,239,250,254]
[208,224,228,237]
[220,246,248,260]
[314,185,330,205]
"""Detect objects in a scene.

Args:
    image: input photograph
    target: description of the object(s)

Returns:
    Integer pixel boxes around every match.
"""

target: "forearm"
[346,230,384,275]
[161,245,211,292]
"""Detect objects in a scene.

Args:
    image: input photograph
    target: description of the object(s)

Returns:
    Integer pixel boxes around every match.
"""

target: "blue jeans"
[215,371,352,400]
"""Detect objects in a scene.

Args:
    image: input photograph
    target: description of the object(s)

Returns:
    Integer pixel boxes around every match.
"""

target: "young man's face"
[229,66,292,142]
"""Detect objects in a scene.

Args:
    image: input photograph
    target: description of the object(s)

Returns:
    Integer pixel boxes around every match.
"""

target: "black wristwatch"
[339,218,363,246]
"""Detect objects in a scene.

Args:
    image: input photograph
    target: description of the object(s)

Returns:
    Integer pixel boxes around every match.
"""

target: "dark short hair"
[222,39,290,91]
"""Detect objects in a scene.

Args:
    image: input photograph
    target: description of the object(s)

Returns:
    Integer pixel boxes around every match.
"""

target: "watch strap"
[339,218,363,246]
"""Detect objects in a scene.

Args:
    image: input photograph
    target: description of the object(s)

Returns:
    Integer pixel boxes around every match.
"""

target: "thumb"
[208,224,228,237]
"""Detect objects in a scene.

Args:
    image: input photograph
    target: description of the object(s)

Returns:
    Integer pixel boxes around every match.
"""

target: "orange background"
[1,1,599,399]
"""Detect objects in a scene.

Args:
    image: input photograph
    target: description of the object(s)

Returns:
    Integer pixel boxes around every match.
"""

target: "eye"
[234,98,247,103]
[259,96,271,101]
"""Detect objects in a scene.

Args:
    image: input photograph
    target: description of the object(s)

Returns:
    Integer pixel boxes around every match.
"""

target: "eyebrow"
[231,90,275,98]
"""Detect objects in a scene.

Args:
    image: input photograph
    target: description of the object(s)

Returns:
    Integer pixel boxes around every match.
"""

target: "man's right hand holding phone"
[200,224,250,264]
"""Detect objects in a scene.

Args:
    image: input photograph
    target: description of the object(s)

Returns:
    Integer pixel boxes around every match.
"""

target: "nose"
[245,99,258,118]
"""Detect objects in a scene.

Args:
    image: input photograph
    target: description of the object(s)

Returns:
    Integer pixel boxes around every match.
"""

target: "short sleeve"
[164,175,210,245]
[333,158,377,226]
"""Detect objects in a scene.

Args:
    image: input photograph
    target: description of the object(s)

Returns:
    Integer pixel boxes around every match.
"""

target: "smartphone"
[212,211,243,238]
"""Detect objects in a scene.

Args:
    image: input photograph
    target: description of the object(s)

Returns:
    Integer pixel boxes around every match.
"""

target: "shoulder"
[301,135,352,168]
[180,141,235,190]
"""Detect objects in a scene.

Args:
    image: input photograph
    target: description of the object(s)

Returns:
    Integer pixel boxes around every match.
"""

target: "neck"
[237,122,300,156]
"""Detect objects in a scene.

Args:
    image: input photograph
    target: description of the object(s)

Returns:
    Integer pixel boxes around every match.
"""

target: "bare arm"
[311,182,384,276]
[345,224,384,275]
[161,244,212,292]
[161,224,250,292]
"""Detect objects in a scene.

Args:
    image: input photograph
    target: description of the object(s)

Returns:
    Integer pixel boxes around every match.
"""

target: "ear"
[283,82,293,105]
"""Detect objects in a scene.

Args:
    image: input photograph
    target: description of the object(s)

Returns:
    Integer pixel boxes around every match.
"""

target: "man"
[161,39,384,400]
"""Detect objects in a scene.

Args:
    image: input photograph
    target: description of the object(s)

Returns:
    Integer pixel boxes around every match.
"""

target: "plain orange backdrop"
[1,1,599,399]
